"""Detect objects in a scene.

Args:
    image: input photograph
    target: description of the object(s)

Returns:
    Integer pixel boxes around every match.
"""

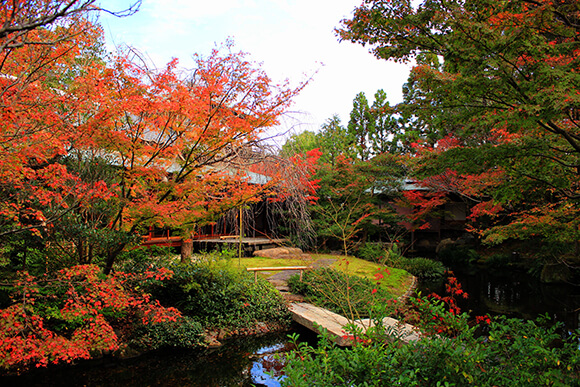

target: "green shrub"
[399,257,446,279]
[128,315,205,351]
[281,311,580,386]
[149,259,290,329]
[356,243,387,263]
[383,244,406,267]
[287,271,313,295]
[211,246,237,261]
[484,252,515,269]
[288,268,393,319]
[117,245,175,273]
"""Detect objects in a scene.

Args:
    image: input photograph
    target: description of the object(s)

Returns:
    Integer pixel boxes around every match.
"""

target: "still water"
[3,268,579,386]
[419,267,580,330]
[0,327,317,387]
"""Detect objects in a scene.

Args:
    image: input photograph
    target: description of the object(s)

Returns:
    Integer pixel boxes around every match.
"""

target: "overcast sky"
[99,0,411,146]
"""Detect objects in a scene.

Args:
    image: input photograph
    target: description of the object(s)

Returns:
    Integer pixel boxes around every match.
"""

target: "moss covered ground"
[238,253,413,297]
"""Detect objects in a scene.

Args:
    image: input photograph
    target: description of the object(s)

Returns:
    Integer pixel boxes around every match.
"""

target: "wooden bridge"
[288,302,421,346]
[141,227,287,254]
[193,236,288,254]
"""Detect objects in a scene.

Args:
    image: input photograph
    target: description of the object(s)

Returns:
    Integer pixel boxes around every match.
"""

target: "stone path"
[266,258,337,294]
[288,302,422,346]
[267,258,336,282]
[256,254,422,346]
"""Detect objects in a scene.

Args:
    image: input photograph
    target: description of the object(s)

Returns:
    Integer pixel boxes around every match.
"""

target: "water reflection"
[0,330,306,387]
[420,268,580,330]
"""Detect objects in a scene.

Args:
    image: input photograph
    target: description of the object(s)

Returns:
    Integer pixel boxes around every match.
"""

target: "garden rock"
[253,247,308,259]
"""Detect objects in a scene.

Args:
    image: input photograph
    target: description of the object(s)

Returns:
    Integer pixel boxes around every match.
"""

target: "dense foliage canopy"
[0,1,314,273]
[339,0,580,260]
[0,1,308,374]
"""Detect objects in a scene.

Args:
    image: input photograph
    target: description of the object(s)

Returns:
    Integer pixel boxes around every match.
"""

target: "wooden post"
[238,205,243,266]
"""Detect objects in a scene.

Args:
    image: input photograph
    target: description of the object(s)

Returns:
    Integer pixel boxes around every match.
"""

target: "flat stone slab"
[288,302,422,346]
[268,269,304,281]
[289,302,353,346]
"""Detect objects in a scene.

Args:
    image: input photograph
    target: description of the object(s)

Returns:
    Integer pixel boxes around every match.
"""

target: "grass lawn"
[237,256,315,269]
[238,253,413,297]
[317,254,413,297]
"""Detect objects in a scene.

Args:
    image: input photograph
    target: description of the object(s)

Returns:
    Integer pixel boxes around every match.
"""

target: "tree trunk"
[181,239,193,263]
[78,238,84,264]
[88,244,93,264]
[104,243,126,275]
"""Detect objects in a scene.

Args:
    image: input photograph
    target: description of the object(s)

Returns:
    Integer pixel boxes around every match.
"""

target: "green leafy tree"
[280,130,321,158]
[348,90,411,158]
[312,154,405,254]
[339,0,580,258]
[348,92,374,161]
[318,115,356,165]
[369,89,406,154]
[312,156,377,255]
[398,53,447,148]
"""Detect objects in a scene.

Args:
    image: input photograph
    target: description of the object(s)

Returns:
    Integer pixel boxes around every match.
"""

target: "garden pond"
[0,326,318,387]
[420,266,580,330]
[2,267,579,386]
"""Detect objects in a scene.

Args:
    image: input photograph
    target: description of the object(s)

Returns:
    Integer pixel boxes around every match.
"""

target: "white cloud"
[100,0,412,139]
[145,0,258,20]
